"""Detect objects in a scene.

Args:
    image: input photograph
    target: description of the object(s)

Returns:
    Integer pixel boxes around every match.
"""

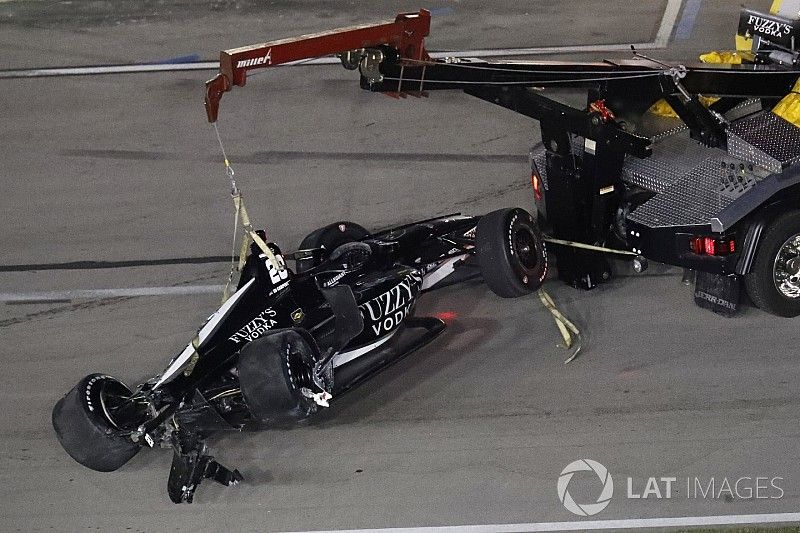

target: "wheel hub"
[513,228,539,271]
[773,234,800,299]
[99,380,149,431]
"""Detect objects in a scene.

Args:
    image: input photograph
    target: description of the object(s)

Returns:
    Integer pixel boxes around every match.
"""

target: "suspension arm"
[205,9,431,122]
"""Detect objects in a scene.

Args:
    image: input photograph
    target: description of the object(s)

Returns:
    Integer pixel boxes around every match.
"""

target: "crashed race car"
[52,209,547,503]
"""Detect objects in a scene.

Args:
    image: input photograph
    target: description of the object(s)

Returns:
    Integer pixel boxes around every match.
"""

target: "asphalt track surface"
[1,1,799,532]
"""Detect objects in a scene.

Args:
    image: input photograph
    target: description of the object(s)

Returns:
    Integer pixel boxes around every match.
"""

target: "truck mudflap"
[694,272,742,317]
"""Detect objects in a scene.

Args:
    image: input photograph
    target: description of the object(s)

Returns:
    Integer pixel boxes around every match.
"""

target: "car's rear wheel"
[238,329,320,425]
[296,221,369,274]
[745,210,800,317]
[52,374,145,472]
[477,207,547,298]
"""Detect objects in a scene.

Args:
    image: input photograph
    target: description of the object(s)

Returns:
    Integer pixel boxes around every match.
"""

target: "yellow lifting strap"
[221,192,283,302]
[773,77,800,127]
[212,123,285,302]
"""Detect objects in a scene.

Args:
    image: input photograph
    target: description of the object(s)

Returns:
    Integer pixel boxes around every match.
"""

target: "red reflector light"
[689,236,736,256]
[531,172,543,200]
[704,237,716,256]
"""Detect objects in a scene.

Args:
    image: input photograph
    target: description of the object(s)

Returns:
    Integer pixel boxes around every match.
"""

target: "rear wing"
[204,9,431,122]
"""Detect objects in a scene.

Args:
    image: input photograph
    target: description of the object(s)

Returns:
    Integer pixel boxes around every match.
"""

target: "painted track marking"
[282,512,800,533]
[0,1,683,78]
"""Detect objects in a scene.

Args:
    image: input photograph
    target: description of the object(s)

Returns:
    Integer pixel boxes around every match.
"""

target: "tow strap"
[212,123,284,302]
[538,288,582,364]
[536,237,643,363]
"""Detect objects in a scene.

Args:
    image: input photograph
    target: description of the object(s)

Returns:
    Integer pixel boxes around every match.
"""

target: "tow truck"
[205,3,800,317]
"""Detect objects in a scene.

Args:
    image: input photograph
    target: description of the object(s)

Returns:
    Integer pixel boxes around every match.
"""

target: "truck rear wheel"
[477,207,547,298]
[52,374,143,472]
[745,210,800,317]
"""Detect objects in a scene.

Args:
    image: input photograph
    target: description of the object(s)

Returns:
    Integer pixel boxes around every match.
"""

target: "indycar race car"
[52,209,547,503]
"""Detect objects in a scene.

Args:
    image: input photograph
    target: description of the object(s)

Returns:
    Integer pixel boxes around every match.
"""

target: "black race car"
[52,207,546,503]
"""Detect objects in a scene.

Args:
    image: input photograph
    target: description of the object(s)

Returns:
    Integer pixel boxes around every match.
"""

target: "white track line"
[0,1,683,78]
[285,512,800,533]
[0,285,224,302]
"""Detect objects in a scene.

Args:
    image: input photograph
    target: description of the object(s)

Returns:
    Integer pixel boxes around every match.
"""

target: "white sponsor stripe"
[421,255,468,291]
[153,278,254,388]
[0,284,225,302]
[284,513,800,533]
[0,1,683,79]
[333,331,397,368]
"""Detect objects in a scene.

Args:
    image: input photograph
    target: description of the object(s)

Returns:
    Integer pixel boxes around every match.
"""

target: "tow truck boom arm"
[204,9,431,122]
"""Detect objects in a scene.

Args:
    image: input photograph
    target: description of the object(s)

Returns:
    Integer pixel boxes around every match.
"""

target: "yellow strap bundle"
[773,77,800,127]
[698,51,745,64]
[647,95,720,118]
[537,288,582,364]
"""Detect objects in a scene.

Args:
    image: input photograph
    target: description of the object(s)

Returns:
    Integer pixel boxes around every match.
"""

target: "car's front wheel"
[476,207,547,298]
[52,374,144,472]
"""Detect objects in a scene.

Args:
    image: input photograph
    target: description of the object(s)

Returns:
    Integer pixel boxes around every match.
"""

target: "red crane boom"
[204,9,431,122]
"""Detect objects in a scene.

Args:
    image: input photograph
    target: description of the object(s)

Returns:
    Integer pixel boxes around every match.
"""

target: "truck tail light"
[690,236,736,256]
[704,237,716,256]
[531,172,543,200]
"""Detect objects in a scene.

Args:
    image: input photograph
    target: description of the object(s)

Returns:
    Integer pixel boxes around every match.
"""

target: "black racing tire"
[745,210,800,317]
[238,329,319,425]
[296,221,369,274]
[477,207,547,298]
[52,374,141,472]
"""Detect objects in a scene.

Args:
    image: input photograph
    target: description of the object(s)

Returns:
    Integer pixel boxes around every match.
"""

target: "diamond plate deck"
[727,112,800,174]
[621,134,712,193]
[627,159,733,228]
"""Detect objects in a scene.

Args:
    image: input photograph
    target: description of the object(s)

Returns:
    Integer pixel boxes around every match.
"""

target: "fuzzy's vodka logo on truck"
[229,308,278,344]
[748,14,792,38]
[360,272,422,336]
[739,9,797,47]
